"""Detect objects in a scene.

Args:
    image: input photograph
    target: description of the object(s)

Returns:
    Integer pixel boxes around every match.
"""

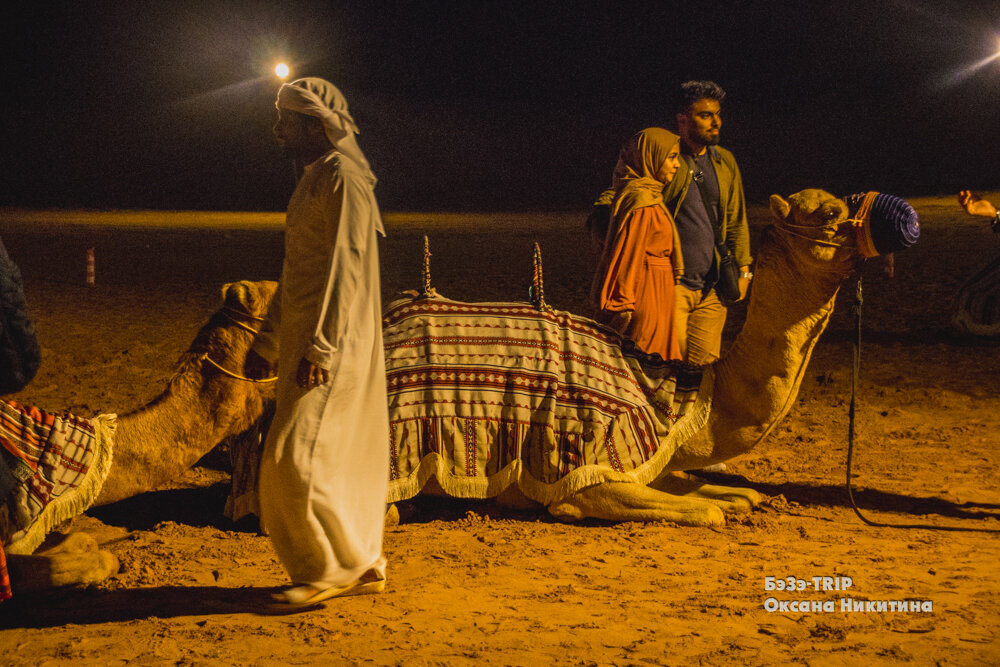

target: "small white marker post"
[85,247,95,286]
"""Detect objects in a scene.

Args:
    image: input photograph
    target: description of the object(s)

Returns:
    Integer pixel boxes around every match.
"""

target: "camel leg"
[6,532,119,592]
[547,481,725,526]
[384,504,400,527]
[648,472,762,514]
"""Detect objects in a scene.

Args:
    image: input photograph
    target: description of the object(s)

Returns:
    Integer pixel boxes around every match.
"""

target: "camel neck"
[670,228,854,468]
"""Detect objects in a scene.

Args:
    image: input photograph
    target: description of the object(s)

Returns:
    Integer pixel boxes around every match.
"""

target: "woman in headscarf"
[591,127,683,361]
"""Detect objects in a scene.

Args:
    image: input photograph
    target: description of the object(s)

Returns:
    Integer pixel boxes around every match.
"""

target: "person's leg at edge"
[683,289,727,366]
[673,284,698,362]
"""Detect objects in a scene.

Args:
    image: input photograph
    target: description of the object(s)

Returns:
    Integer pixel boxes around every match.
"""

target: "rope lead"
[845,272,997,532]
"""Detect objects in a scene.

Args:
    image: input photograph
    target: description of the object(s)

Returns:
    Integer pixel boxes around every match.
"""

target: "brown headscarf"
[605,127,684,278]
[610,128,678,214]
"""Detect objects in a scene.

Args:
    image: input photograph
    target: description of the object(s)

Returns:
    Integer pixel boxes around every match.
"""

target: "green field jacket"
[662,146,752,270]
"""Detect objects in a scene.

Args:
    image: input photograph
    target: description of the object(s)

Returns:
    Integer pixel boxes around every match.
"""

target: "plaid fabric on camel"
[0,400,114,560]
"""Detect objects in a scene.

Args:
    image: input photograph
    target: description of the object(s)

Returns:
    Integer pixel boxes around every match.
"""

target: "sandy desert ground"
[0,193,998,666]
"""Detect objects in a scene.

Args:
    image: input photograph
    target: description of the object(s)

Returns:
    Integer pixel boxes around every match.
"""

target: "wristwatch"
[740,271,753,279]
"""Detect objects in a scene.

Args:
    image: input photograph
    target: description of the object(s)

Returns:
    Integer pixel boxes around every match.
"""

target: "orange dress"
[598,205,681,361]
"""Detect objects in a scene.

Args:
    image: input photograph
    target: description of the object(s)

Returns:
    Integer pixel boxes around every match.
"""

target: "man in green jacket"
[665,80,752,365]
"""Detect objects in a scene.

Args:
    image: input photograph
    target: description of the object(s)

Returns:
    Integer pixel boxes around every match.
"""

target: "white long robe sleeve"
[258,150,390,588]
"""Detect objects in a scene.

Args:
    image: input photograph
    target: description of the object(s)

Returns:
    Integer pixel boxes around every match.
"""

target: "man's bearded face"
[679,98,722,148]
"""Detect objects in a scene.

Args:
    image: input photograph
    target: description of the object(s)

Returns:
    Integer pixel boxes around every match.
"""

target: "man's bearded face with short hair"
[680,98,722,148]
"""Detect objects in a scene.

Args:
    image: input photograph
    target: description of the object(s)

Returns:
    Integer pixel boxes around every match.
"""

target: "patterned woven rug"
[382,295,711,505]
[0,400,116,559]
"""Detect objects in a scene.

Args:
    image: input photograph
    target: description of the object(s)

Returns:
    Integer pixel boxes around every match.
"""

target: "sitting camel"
[2,281,278,594]
[228,188,918,526]
[370,188,918,526]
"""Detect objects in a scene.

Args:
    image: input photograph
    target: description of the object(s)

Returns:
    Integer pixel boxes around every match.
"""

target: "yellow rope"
[201,354,278,383]
[771,224,845,248]
[221,306,266,322]
[201,306,278,382]
[222,316,263,335]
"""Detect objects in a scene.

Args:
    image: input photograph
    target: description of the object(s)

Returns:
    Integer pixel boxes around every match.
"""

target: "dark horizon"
[2,1,999,213]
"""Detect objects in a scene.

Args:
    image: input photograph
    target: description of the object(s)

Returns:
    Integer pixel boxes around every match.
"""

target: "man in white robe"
[246,77,389,607]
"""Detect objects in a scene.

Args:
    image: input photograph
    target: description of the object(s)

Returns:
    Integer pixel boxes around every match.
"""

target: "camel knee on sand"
[649,472,762,512]
[542,476,761,526]
[6,533,119,592]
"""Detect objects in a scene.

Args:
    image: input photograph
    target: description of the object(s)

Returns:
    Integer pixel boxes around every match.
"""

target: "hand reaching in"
[958,190,997,218]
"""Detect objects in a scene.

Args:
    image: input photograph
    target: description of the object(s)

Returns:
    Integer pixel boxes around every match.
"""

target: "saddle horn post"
[530,242,547,310]
[419,235,433,298]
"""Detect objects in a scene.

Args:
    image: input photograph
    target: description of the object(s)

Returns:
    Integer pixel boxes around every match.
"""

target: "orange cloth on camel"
[597,205,681,361]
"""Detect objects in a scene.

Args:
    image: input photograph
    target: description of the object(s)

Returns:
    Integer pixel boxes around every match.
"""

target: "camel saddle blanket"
[382,296,712,505]
[0,400,116,556]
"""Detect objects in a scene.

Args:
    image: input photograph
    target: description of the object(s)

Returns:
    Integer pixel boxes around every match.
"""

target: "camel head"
[176,279,279,421]
[171,279,278,388]
[97,280,280,506]
[678,188,920,468]
[219,280,277,323]
[766,188,919,283]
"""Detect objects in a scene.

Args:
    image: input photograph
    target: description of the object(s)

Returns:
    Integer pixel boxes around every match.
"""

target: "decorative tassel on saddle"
[530,242,550,312]
[417,235,438,299]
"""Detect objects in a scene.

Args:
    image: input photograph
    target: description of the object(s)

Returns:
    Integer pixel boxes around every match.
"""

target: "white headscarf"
[276,78,376,185]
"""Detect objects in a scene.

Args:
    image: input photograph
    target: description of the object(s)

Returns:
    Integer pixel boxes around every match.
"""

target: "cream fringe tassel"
[386,371,714,507]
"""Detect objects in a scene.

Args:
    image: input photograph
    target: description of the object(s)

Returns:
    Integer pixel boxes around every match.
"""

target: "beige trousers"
[673,285,728,366]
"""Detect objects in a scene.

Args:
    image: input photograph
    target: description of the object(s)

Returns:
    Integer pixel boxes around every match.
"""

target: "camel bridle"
[199,306,278,384]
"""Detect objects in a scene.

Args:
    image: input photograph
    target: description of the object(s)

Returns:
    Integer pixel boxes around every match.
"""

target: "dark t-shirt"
[674,152,720,290]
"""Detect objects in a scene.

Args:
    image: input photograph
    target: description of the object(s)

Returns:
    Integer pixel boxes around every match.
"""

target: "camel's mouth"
[769,214,855,250]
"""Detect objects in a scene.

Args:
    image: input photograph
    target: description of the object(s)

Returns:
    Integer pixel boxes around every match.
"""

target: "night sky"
[2,1,998,212]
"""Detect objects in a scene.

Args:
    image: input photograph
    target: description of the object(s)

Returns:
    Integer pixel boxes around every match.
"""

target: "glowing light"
[274,62,290,79]
[933,36,1000,89]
